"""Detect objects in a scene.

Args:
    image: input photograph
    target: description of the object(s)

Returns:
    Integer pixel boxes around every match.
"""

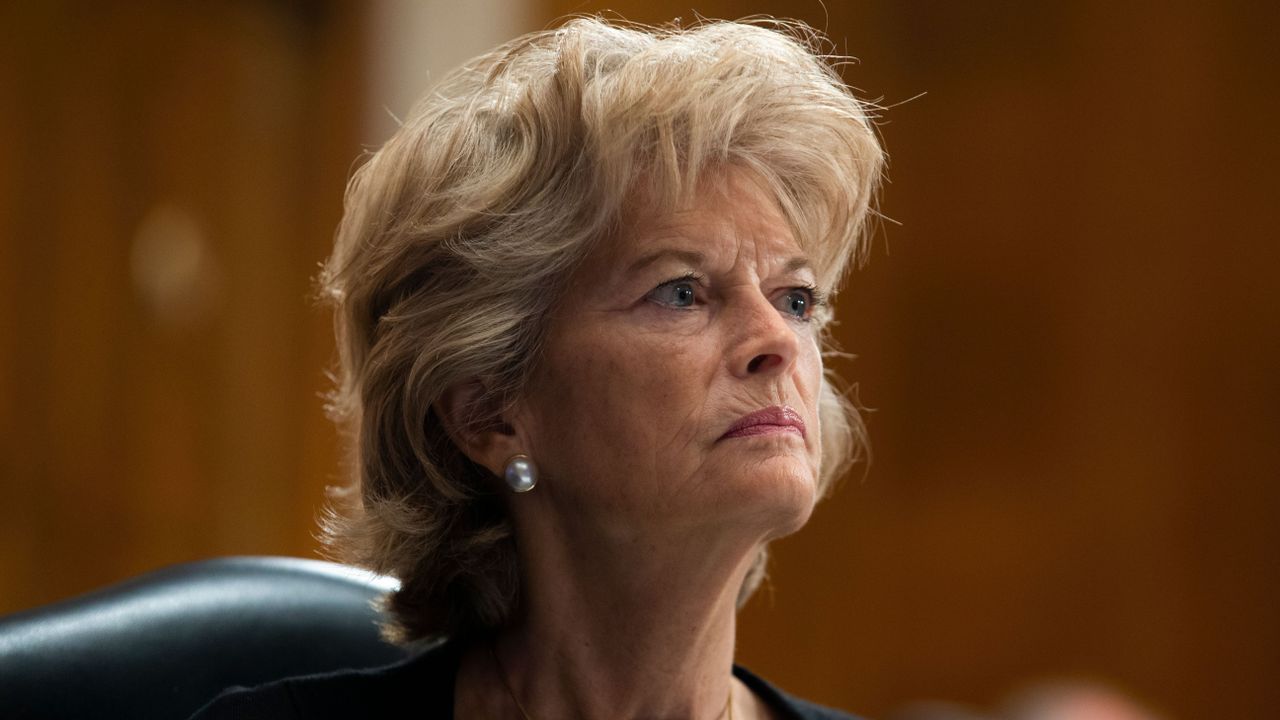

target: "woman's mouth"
[719,405,806,440]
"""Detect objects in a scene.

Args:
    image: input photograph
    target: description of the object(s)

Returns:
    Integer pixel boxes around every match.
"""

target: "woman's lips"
[720,405,806,440]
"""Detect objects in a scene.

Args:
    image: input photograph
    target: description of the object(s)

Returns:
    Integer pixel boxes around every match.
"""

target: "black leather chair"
[0,556,409,720]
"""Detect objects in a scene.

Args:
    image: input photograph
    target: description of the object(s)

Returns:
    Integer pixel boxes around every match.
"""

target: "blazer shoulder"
[733,664,870,720]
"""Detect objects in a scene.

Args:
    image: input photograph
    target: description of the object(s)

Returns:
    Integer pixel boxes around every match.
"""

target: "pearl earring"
[504,454,537,493]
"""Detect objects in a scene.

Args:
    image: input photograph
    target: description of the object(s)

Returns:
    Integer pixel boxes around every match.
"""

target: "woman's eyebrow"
[623,250,814,278]
[625,248,705,274]
[782,256,814,276]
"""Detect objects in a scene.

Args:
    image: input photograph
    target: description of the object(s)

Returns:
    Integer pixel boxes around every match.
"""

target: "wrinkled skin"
[451,166,827,720]
[512,166,825,547]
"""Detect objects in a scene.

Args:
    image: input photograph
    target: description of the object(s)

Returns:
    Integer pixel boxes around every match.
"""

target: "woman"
[193,16,883,720]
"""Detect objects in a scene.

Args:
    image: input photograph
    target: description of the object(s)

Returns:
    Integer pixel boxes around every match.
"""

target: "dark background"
[3,2,1277,717]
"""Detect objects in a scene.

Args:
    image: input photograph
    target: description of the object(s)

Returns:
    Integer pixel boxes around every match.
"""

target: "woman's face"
[515,168,825,544]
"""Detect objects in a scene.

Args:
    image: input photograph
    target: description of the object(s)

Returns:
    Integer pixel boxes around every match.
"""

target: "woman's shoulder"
[187,638,460,720]
[734,664,870,720]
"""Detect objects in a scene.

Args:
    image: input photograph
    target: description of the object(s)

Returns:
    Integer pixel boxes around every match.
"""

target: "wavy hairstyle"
[319,16,884,645]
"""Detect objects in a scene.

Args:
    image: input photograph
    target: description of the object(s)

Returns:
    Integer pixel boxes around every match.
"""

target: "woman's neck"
[454,521,766,720]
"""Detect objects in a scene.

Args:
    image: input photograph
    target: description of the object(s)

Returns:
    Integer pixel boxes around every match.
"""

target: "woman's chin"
[730,456,819,540]
[763,486,818,540]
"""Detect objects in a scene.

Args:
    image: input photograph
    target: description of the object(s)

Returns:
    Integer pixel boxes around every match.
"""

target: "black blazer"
[189,637,865,719]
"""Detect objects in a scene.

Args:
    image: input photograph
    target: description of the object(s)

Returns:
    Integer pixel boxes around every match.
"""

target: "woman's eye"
[775,288,814,319]
[648,279,698,308]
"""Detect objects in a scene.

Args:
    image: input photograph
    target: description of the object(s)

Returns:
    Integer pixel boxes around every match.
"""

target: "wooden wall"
[0,1,362,608]
[3,2,1277,719]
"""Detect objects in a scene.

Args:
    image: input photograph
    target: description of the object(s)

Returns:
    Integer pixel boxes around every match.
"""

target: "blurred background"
[2,1,1277,718]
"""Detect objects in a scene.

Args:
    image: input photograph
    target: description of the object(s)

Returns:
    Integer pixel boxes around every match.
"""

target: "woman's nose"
[727,292,801,379]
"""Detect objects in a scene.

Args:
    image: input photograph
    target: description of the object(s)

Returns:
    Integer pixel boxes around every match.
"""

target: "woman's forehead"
[602,169,811,272]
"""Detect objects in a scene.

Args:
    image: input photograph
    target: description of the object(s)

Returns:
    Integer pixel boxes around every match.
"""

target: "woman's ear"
[433,378,522,476]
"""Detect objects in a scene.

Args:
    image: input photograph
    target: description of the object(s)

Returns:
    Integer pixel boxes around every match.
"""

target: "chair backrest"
[0,556,409,720]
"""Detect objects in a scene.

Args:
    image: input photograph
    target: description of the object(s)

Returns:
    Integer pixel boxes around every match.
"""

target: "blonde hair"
[319,16,884,645]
